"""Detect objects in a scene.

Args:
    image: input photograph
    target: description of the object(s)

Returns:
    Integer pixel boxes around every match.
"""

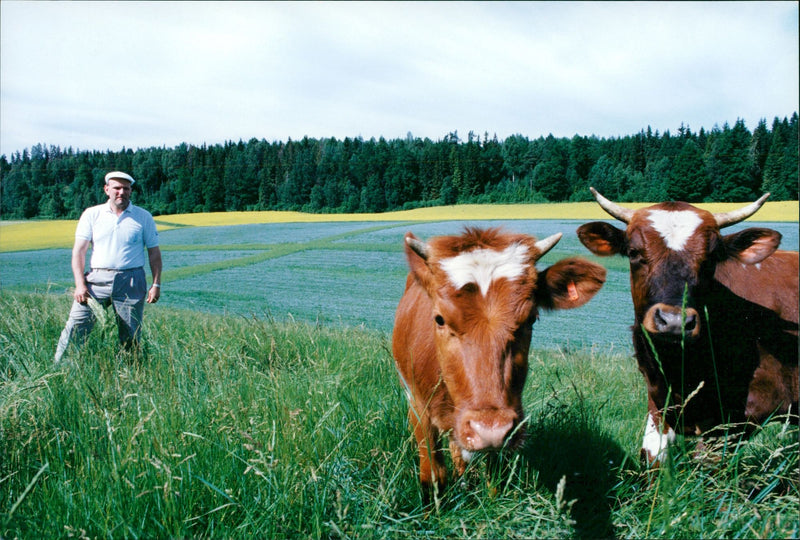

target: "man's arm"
[146,246,162,303]
[71,239,91,303]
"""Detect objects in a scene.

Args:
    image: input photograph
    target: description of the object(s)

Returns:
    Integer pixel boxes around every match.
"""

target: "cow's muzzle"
[459,408,520,452]
[643,303,701,340]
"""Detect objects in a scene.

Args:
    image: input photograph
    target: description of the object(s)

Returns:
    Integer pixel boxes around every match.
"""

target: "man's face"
[104,179,132,210]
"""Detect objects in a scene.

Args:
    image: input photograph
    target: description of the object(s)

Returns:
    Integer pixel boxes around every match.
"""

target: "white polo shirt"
[75,202,159,270]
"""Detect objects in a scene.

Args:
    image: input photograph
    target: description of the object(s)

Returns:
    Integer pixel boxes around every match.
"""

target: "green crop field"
[1,204,798,538]
[2,213,797,349]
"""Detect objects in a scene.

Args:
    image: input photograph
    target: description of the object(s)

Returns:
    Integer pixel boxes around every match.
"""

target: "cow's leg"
[449,439,469,477]
[746,346,798,425]
[408,408,446,496]
[640,398,676,467]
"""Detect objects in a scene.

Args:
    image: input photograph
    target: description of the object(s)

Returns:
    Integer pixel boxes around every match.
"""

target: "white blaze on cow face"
[647,210,704,251]
[439,243,530,295]
[642,413,677,463]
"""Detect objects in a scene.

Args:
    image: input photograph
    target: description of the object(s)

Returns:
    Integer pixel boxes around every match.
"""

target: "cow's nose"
[646,303,700,338]
[467,419,514,450]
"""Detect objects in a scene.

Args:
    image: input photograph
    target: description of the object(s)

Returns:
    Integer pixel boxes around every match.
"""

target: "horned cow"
[577,188,798,465]
[392,227,606,493]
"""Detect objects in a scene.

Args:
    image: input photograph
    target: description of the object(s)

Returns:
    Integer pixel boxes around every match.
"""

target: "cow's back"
[716,250,799,326]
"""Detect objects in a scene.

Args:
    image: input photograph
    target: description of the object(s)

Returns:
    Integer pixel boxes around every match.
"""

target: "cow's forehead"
[645,209,704,251]
[631,204,714,252]
[438,242,531,296]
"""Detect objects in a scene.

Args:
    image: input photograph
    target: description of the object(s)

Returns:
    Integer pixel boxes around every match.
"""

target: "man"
[54,171,162,363]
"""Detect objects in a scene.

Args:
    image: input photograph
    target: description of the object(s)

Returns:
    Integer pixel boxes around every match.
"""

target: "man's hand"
[73,283,90,304]
[147,284,160,303]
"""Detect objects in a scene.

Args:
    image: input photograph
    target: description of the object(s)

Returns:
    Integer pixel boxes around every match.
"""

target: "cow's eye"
[434,314,445,327]
[461,283,479,294]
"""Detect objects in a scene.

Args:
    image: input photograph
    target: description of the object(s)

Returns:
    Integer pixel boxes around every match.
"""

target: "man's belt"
[92,267,143,272]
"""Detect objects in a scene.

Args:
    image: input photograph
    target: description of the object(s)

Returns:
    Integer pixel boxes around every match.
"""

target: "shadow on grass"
[520,404,635,538]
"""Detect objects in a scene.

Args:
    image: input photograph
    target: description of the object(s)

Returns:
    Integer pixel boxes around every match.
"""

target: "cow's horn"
[590,187,634,224]
[714,193,770,228]
[534,232,562,257]
[406,236,431,261]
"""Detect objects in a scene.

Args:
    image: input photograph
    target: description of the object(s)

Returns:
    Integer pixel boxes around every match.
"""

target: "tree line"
[1,113,796,220]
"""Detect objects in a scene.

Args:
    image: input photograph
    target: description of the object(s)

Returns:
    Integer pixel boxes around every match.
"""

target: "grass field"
[1,293,797,538]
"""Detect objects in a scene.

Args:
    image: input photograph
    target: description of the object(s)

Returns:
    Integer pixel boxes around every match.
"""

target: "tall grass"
[1,292,797,538]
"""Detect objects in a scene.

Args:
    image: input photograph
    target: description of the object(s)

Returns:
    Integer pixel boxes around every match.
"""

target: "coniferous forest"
[1,114,797,220]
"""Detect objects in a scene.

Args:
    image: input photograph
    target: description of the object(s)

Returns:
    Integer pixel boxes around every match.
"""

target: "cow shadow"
[517,404,634,538]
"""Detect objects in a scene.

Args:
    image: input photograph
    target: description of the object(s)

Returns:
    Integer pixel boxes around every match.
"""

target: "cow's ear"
[722,228,781,265]
[576,222,627,257]
[404,232,435,291]
[536,257,607,310]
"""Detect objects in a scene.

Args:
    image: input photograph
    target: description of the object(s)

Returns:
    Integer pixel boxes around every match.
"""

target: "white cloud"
[1,1,797,156]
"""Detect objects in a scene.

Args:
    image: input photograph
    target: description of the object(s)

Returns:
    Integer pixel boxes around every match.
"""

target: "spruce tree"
[668,139,709,201]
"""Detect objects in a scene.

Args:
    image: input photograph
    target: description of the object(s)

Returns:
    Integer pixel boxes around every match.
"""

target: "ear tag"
[567,281,579,301]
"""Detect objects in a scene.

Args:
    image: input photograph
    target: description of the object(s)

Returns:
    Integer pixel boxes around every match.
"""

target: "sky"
[1,1,797,157]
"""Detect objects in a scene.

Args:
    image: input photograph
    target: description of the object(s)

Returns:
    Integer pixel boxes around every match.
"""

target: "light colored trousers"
[54,267,147,363]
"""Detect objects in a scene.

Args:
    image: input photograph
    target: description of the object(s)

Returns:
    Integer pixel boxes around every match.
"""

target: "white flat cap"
[105,171,135,185]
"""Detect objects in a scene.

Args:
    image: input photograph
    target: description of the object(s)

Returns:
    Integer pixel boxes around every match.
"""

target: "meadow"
[1,202,798,537]
[1,293,798,538]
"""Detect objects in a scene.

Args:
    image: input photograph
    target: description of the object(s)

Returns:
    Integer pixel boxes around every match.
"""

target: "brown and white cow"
[392,227,607,493]
[577,188,799,466]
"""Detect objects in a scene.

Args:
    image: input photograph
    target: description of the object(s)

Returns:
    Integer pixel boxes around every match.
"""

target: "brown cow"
[392,227,606,493]
[577,188,798,466]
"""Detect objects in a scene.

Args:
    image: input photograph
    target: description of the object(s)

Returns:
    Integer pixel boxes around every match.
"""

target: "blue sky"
[1,1,797,157]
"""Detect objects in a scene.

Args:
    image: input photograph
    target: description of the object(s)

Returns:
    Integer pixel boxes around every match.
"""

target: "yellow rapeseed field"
[1,220,79,252]
[2,201,797,252]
